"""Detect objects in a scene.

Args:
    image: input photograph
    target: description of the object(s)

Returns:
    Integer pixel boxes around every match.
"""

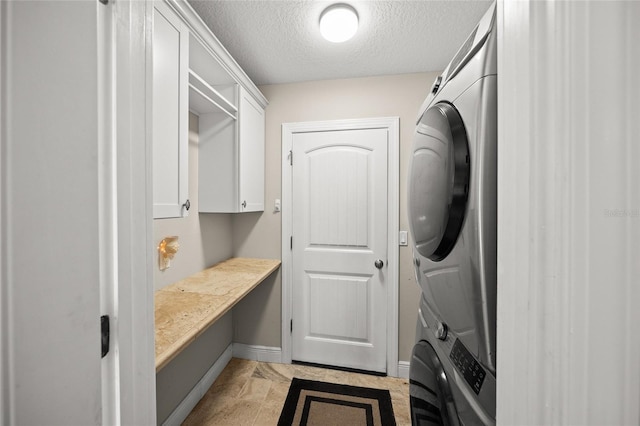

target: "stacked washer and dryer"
[407,3,497,425]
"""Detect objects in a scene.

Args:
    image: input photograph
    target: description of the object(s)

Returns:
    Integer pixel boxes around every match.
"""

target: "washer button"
[435,321,449,341]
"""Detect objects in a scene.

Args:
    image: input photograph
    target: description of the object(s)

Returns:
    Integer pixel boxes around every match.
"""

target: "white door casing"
[1,1,104,423]
[282,117,399,376]
[497,1,640,424]
[1,1,156,424]
[292,128,388,373]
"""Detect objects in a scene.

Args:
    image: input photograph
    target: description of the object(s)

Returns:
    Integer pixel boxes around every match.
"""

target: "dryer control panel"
[449,338,486,395]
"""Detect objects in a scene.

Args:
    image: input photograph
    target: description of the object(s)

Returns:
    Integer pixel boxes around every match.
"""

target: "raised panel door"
[291,128,388,373]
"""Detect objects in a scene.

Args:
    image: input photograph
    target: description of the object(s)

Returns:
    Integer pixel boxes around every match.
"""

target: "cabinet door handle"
[242,200,247,209]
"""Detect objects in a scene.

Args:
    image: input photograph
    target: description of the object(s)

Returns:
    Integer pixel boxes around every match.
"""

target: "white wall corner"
[397,361,410,380]
[162,344,233,426]
[233,343,283,363]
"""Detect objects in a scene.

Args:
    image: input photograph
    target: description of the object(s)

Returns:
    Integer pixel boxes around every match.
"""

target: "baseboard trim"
[232,343,282,363]
[397,361,410,379]
[231,344,409,379]
[162,344,233,426]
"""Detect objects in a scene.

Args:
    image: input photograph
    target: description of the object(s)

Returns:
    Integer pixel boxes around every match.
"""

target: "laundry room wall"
[153,113,233,290]
[153,113,234,423]
[153,208,232,288]
[231,72,439,363]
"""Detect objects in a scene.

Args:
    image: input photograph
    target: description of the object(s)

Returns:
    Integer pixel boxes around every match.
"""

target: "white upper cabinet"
[238,88,266,212]
[152,0,267,215]
[198,85,265,213]
[152,1,189,219]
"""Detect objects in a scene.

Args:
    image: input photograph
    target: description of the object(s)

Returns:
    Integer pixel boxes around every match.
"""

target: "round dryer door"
[408,102,470,261]
[410,340,459,426]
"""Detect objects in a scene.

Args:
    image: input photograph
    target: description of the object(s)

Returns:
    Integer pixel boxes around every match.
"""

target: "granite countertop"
[154,257,281,372]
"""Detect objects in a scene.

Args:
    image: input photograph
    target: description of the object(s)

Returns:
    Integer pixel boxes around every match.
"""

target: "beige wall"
[154,74,438,422]
[153,113,234,290]
[153,113,234,423]
[153,74,440,421]
[232,72,439,362]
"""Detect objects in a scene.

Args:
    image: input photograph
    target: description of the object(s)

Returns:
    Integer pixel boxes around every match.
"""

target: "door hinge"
[290,319,293,333]
[289,150,293,166]
[101,315,110,358]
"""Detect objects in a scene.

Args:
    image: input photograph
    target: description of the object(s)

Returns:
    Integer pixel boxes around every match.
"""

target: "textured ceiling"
[187,0,493,86]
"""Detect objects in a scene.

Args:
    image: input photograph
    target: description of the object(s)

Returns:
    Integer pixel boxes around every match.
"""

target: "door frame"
[0,1,155,423]
[281,117,400,377]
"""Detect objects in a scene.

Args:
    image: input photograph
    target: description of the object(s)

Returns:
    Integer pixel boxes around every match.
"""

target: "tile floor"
[182,358,411,425]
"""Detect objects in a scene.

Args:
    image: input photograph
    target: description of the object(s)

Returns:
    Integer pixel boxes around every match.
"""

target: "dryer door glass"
[409,340,460,426]
[408,102,469,261]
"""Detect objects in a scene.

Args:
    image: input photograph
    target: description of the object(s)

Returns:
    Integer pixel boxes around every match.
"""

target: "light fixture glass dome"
[319,4,359,43]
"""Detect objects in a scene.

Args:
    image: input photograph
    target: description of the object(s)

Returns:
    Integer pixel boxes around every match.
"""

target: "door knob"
[374,259,384,269]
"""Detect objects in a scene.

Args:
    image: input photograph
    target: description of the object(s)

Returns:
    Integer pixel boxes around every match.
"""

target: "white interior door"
[1,1,109,423]
[291,128,388,373]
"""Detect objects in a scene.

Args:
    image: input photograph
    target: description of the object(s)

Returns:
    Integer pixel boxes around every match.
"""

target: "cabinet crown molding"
[164,0,268,109]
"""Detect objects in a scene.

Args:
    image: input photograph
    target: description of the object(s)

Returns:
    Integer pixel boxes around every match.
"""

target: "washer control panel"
[449,338,486,395]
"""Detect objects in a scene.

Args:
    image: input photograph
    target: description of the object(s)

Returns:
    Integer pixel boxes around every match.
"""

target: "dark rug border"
[277,377,396,426]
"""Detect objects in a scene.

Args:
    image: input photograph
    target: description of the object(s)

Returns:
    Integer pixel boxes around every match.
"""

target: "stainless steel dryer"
[407,3,497,424]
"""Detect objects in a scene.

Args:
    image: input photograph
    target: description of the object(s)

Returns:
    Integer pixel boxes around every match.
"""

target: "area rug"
[278,378,396,426]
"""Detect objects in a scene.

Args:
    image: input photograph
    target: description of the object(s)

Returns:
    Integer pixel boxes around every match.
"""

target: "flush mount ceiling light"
[319,4,359,43]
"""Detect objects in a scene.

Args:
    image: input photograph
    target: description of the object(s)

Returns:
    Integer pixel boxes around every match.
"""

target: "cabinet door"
[153,1,189,218]
[238,87,265,212]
